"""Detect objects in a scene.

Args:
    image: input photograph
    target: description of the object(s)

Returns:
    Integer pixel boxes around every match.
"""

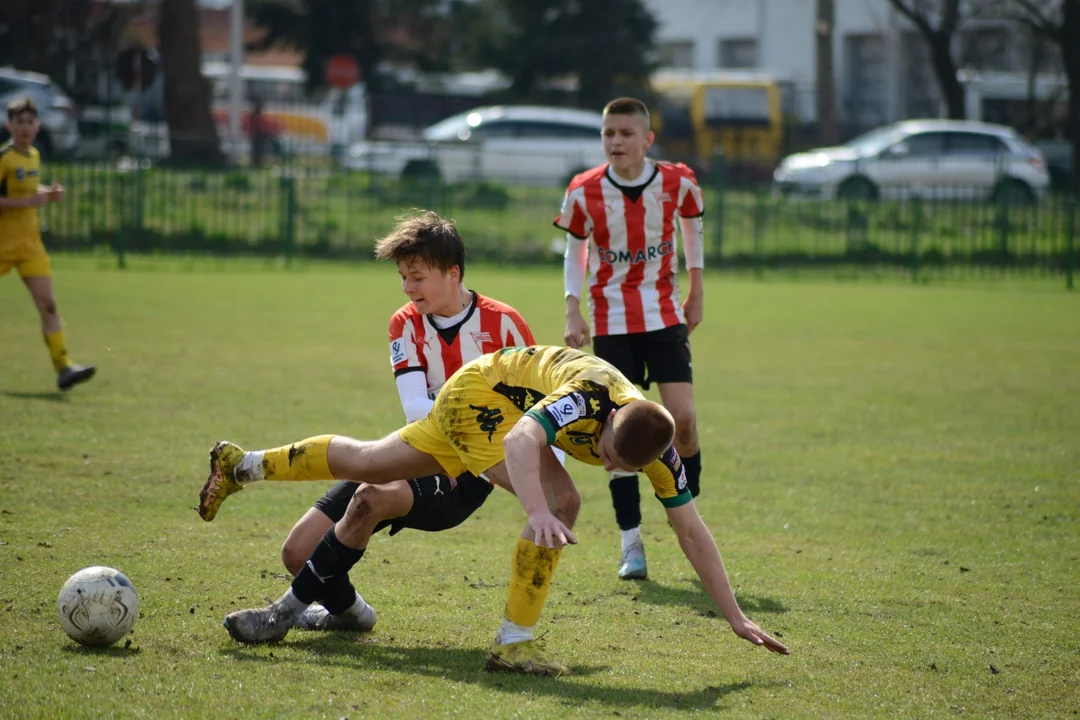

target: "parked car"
[0,68,81,157]
[342,105,609,186]
[773,119,1050,202]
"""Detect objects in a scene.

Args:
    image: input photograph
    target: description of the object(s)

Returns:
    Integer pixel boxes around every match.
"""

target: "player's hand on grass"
[528,510,578,549]
[564,311,591,349]
[730,615,790,655]
[683,291,703,334]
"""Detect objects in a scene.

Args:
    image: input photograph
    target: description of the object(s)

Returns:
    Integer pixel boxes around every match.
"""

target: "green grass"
[1,257,1079,718]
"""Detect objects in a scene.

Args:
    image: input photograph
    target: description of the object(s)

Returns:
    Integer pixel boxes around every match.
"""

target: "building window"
[902,31,939,119]
[658,40,695,69]
[960,26,1013,71]
[718,38,757,69]
[843,34,888,130]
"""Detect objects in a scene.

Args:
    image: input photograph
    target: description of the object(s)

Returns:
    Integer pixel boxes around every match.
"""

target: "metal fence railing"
[38,158,1077,289]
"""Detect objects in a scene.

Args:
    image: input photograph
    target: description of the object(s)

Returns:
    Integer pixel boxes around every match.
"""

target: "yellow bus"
[649,70,794,175]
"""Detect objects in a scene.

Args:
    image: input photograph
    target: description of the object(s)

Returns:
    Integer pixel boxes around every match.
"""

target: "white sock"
[496,618,534,645]
[236,450,265,484]
[621,526,642,550]
[277,587,310,615]
[342,592,371,617]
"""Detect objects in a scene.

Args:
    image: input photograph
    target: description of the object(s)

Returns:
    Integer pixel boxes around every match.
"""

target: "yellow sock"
[503,537,562,628]
[261,435,335,481]
[44,330,71,373]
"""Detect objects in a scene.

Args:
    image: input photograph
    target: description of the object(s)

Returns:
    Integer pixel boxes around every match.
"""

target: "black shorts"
[592,324,692,390]
[311,472,494,536]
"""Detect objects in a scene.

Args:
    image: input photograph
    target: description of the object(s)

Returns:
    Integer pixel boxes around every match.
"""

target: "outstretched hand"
[730,616,790,655]
[528,510,578,549]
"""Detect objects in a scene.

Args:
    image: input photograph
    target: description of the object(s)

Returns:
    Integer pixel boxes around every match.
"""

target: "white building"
[643,0,1039,132]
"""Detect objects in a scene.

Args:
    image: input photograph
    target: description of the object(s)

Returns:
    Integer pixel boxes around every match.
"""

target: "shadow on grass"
[61,644,141,656]
[1,391,68,403]
[630,580,791,616]
[222,637,762,711]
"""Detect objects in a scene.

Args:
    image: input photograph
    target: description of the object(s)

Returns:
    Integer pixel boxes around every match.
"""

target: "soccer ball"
[57,566,139,647]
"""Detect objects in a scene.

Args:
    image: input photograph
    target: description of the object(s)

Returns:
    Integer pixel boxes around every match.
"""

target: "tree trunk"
[1062,0,1080,195]
[158,0,224,165]
[928,30,965,119]
[815,0,837,145]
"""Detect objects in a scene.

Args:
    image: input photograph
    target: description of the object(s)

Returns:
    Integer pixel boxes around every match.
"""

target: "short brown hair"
[373,211,466,279]
[603,97,650,129]
[612,400,675,469]
[7,96,38,121]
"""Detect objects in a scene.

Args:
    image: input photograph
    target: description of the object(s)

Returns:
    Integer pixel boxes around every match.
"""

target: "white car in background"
[774,119,1050,202]
[342,105,608,185]
[0,68,81,157]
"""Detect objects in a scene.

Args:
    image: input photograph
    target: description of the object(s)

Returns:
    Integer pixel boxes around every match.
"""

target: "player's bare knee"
[553,488,581,527]
[672,410,697,444]
[280,540,305,576]
[342,484,376,529]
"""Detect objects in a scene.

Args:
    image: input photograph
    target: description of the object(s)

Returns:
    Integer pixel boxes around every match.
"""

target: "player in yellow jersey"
[199,346,789,674]
[1,97,95,391]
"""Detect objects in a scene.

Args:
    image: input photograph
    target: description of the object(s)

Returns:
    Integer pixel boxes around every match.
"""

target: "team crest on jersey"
[546,392,587,428]
[470,331,492,351]
[15,167,26,180]
[389,338,407,365]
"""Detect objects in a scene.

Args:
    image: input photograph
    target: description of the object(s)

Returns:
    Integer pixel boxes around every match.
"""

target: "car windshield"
[423,112,483,141]
[844,126,904,156]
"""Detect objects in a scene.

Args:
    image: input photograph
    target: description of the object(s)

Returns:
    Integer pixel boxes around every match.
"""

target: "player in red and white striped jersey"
[277,211,535,631]
[558,97,705,581]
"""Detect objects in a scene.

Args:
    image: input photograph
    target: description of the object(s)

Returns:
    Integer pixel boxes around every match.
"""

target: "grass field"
[1,257,1078,719]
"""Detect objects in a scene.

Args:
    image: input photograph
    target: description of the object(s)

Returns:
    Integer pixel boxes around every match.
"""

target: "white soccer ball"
[57,566,139,647]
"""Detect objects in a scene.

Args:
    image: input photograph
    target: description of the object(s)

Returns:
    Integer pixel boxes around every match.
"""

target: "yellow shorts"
[398,364,524,478]
[0,253,51,279]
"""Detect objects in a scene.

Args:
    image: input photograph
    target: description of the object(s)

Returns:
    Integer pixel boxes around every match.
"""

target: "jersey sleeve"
[387,311,425,376]
[553,187,592,240]
[642,445,693,508]
[523,380,611,445]
[499,308,536,347]
[677,167,705,219]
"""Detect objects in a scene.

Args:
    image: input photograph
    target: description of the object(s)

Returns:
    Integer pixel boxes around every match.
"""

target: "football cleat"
[295,600,376,632]
[223,598,301,644]
[57,364,96,392]
[617,540,647,580]
[484,638,570,676]
[198,441,246,522]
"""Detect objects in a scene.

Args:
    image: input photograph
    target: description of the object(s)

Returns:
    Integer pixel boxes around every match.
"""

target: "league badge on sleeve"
[390,338,407,365]
[546,392,587,428]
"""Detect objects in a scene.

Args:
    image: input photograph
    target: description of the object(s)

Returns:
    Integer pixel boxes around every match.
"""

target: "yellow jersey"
[0,142,44,261]
[476,345,691,507]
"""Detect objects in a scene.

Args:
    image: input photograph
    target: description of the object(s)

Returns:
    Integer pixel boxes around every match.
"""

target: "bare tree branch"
[885,0,933,34]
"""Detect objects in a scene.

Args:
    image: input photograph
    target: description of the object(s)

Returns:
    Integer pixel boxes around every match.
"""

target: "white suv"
[342,105,608,186]
[774,120,1050,202]
[0,68,81,157]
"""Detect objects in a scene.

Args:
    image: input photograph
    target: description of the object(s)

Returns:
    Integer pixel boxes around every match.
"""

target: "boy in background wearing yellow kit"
[1,97,95,391]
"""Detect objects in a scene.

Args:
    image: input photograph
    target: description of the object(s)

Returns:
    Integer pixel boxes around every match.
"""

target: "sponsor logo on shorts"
[469,404,504,441]
[390,338,407,365]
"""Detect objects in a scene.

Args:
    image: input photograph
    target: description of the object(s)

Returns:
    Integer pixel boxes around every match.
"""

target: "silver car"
[343,105,608,186]
[774,119,1050,202]
[0,68,81,157]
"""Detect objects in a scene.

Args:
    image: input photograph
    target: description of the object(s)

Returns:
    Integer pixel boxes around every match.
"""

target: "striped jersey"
[555,161,704,336]
[389,291,535,398]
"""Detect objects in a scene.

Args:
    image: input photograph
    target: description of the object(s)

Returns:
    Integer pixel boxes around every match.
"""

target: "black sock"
[683,451,702,498]
[609,474,642,530]
[320,575,360,615]
[290,526,365,605]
